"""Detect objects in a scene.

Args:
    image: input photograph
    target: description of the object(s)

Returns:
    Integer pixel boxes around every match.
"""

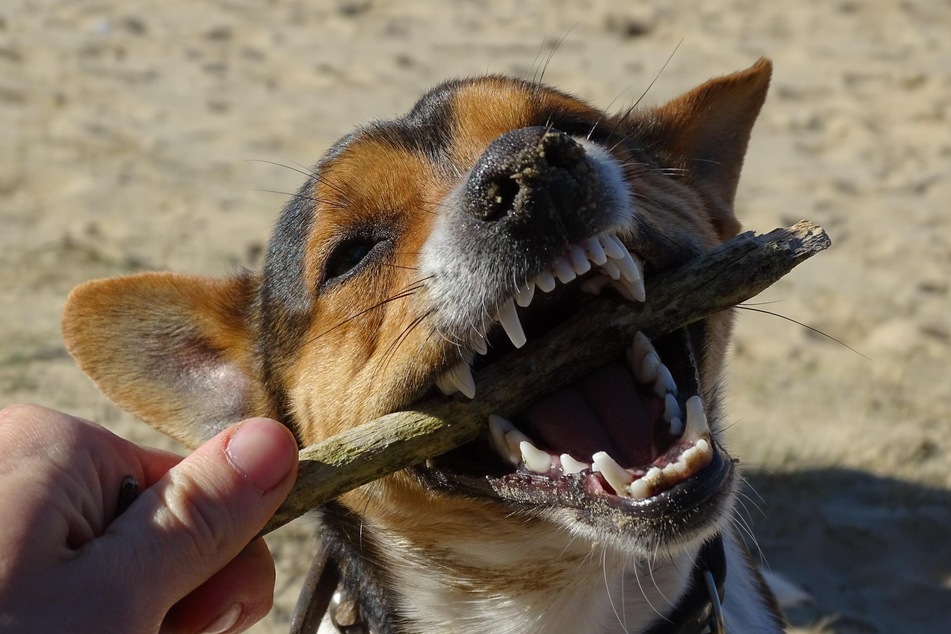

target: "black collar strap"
[645,535,727,634]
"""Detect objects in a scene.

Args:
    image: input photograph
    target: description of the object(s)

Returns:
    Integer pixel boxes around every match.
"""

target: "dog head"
[63,59,771,618]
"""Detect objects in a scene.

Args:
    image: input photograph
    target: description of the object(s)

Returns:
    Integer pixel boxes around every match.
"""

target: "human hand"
[0,404,299,633]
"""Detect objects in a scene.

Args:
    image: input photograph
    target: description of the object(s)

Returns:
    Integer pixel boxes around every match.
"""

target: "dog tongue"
[520,362,656,468]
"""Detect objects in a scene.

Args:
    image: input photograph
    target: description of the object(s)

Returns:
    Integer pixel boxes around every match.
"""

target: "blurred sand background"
[2,1,949,632]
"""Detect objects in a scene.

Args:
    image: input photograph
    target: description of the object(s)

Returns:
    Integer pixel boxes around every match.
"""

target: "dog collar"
[645,535,727,634]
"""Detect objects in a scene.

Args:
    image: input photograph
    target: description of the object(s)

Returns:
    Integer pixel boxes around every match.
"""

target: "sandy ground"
[2,1,949,632]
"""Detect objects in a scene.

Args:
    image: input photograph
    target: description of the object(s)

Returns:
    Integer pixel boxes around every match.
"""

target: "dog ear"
[649,58,772,239]
[62,272,271,449]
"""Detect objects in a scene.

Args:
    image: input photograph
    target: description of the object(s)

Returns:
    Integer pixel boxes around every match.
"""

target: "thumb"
[107,417,298,612]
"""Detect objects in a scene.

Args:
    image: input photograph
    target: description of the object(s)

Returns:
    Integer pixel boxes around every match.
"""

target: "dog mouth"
[418,232,732,523]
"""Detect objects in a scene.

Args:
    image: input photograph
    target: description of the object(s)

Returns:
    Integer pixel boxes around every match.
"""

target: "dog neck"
[308,504,728,634]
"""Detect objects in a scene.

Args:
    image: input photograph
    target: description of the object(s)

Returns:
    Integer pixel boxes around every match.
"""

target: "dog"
[63,58,785,633]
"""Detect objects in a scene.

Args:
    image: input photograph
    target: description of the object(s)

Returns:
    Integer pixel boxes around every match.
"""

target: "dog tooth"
[435,373,459,396]
[520,440,552,474]
[560,453,589,475]
[488,415,520,466]
[471,333,488,356]
[599,259,622,280]
[614,249,643,285]
[443,362,476,399]
[535,270,557,293]
[611,277,645,303]
[514,282,535,308]
[497,298,527,348]
[552,257,576,284]
[636,350,660,383]
[653,364,677,397]
[669,416,685,437]
[582,237,608,265]
[684,395,711,443]
[631,332,654,364]
[592,451,634,495]
[663,393,681,422]
[568,245,592,275]
[601,233,627,260]
[628,478,651,500]
[643,466,663,485]
[504,427,531,459]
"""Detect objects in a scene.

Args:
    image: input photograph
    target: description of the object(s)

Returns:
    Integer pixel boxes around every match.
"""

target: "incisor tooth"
[663,393,681,422]
[637,351,660,383]
[592,451,633,495]
[535,270,556,292]
[568,245,592,274]
[497,298,527,348]
[520,440,552,474]
[582,236,608,265]
[684,395,711,442]
[514,282,535,308]
[504,428,531,459]
[552,257,576,283]
[631,332,653,364]
[653,364,677,397]
[601,234,627,259]
[560,454,589,475]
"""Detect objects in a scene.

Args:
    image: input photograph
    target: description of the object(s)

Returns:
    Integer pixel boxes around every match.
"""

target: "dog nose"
[464,126,598,228]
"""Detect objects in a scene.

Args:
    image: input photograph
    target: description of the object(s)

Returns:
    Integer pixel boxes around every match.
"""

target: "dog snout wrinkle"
[464,127,600,234]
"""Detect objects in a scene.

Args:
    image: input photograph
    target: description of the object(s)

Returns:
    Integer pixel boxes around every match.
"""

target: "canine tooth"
[497,298,527,348]
[614,249,643,284]
[442,362,476,399]
[520,440,552,474]
[611,278,645,303]
[684,395,711,442]
[599,259,622,280]
[552,257,576,283]
[560,454,589,475]
[435,374,459,396]
[488,415,519,465]
[592,451,634,495]
[535,270,557,293]
[582,237,608,265]
[653,364,677,397]
[568,245,592,274]
[514,282,535,308]
[663,393,681,422]
[669,416,685,437]
[628,478,651,500]
[600,233,627,260]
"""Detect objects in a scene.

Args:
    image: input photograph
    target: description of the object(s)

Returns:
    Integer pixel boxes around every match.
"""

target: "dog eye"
[324,237,380,283]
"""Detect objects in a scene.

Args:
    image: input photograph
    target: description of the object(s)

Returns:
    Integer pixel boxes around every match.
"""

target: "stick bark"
[262,220,830,534]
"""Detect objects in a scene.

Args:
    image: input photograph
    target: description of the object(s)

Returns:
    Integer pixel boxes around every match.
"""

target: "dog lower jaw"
[375,504,715,634]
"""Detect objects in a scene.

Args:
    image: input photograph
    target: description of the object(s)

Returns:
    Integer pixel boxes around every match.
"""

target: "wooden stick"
[262,220,830,534]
